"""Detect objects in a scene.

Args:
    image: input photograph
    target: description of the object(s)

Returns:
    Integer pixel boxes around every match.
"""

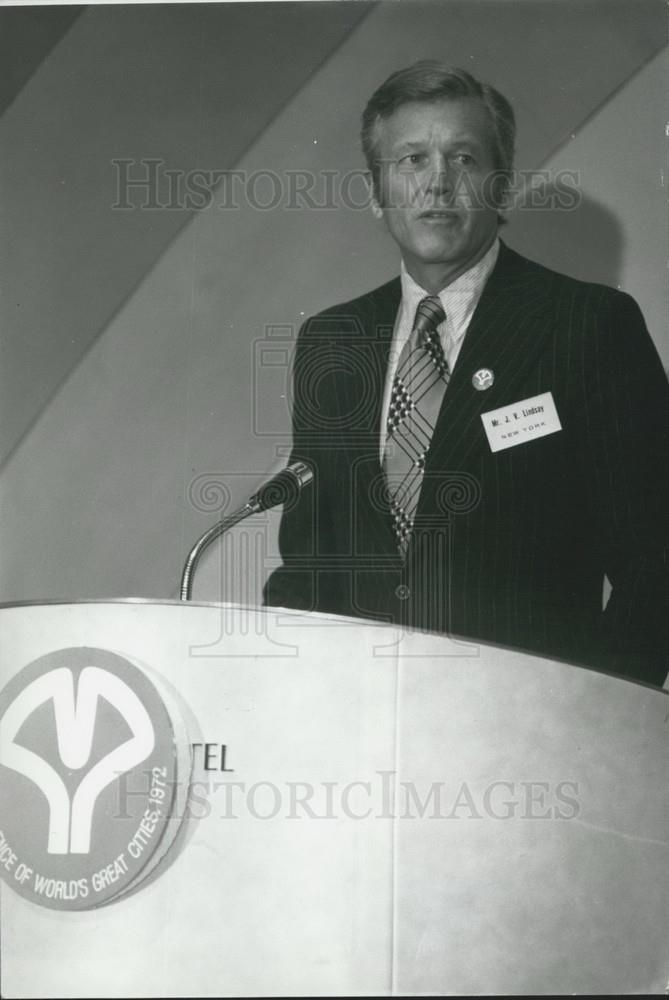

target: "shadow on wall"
[506,186,624,290]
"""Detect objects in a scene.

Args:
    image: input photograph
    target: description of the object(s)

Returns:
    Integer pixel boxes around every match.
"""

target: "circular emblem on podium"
[0,648,192,910]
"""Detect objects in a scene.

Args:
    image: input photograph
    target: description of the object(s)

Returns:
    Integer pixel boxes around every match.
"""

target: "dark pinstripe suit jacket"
[264,242,669,686]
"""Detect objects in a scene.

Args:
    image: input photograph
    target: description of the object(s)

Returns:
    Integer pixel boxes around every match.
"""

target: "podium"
[1,599,667,996]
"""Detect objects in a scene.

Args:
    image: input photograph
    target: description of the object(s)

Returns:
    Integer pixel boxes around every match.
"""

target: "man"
[264,61,669,687]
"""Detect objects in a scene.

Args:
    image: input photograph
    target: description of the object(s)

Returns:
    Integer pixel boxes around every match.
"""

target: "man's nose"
[425,155,454,195]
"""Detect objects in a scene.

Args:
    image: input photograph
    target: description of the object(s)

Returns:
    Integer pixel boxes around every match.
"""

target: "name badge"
[480,391,562,453]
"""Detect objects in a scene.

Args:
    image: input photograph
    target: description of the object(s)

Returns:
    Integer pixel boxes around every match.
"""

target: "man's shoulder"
[499,242,630,310]
[318,275,401,317]
[500,245,653,362]
[300,277,402,339]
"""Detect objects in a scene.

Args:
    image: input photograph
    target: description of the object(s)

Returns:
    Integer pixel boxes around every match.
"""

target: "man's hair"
[361,61,516,203]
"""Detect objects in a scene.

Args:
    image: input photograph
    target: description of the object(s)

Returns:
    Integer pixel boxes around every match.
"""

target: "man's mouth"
[419,209,459,221]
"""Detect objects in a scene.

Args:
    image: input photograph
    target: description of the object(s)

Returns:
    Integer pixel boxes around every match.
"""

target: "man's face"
[372,97,502,288]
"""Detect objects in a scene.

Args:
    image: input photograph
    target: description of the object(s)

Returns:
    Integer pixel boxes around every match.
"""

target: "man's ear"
[364,171,384,219]
[489,170,511,216]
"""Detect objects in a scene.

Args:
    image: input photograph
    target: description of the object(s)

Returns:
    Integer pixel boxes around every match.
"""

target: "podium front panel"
[0,601,667,996]
[392,631,669,995]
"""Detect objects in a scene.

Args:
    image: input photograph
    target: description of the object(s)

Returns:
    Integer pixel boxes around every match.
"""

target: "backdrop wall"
[1,1,666,605]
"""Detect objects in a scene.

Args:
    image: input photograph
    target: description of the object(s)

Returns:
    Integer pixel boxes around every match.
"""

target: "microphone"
[179,460,313,601]
[249,460,313,512]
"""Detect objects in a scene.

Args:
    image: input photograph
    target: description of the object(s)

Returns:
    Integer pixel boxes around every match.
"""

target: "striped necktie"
[383,295,449,554]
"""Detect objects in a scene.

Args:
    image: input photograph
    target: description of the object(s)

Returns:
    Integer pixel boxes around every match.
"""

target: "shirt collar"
[400,237,500,341]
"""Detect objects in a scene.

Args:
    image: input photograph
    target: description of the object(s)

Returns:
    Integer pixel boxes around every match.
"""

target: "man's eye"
[452,153,475,166]
[398,152,427,168]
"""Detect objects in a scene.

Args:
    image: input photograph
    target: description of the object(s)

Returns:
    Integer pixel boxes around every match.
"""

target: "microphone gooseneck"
[179,461,313,601]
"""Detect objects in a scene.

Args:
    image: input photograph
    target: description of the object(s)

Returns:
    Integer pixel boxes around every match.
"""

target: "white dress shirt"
[379,238,500,459]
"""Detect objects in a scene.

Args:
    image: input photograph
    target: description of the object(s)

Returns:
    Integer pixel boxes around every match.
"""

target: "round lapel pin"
[472,368,494,391]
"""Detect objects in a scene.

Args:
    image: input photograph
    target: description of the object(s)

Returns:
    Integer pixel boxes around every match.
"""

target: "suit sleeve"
[587,290,669,686]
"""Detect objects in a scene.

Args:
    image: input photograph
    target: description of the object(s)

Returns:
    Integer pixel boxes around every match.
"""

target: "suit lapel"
[327,276,398,449]
[329,245,558,561]
[330,278,401,560]
[423,242,557,475]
